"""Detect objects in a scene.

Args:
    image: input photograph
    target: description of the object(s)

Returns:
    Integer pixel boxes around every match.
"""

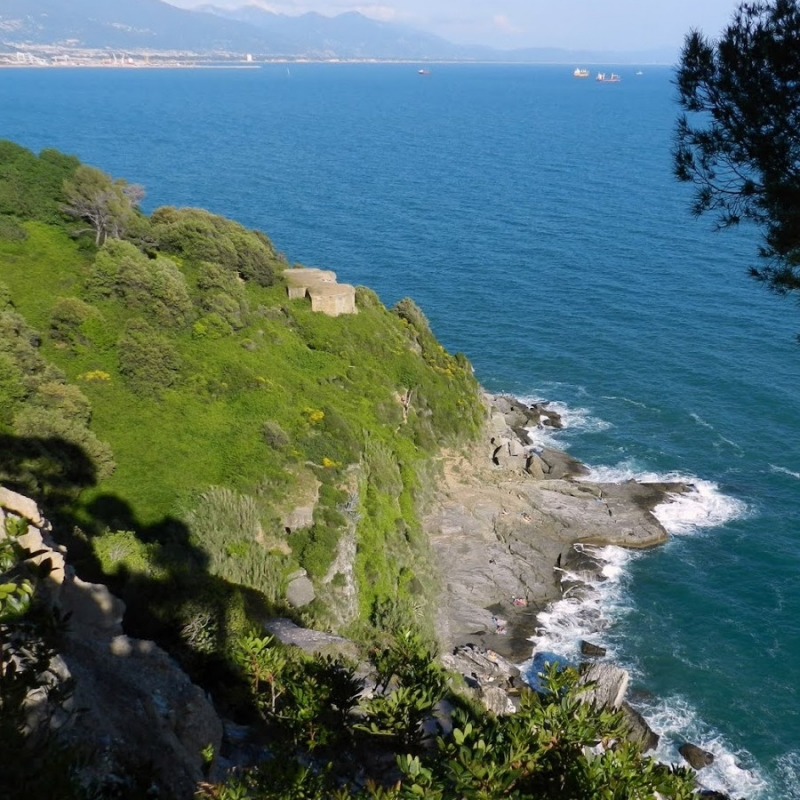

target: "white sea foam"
[581,464,748,536]
[774,750,800,800]
[526,544,638,663]
[514,395,760,794]
[642,695,768,799]
[515,395,611,449]
[770,464,800,480]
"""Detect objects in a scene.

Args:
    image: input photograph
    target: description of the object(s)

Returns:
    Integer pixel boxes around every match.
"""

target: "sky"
[165,0,741,51]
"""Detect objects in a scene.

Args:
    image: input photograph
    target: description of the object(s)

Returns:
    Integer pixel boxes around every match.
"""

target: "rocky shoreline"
[425,391,687,664]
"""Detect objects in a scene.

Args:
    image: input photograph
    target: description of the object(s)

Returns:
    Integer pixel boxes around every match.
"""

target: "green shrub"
[14,405,116,480]
[117,318,181,395]
[49,296,104,348]
[89,240,192,327]
[202,291,248,330]
[0,216,28,241]
[263,420,290,449]
[192,312,232,340]
[0,352,26,427]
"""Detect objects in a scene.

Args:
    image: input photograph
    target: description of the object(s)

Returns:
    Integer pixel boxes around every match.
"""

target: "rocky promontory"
[425,393,687,662]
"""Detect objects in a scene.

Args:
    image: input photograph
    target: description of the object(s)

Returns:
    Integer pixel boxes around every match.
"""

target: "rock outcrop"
[0,489,222,799]
[425,394,684,661]
[679,742,715,770]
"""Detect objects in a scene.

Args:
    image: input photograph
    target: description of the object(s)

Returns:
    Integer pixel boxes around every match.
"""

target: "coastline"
[425,390,686,664]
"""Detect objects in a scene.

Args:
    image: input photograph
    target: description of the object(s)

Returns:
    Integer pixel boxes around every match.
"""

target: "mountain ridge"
[0,0,676,62]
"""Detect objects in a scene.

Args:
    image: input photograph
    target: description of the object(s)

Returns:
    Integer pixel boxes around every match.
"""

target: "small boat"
[573,67,590,78]
[596,72,621,83]
[418,68,431,76]
[635,70,643,76]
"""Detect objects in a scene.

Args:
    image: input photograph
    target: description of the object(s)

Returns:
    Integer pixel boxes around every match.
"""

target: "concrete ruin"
[283,268,357,316]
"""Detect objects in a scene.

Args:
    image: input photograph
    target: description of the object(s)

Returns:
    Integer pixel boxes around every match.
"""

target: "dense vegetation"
[674,0,800,305]
[0,139,485,659]
[0,142,702,799]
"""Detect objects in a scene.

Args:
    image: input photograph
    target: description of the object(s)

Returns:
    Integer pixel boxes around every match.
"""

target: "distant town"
[0,46,288,68]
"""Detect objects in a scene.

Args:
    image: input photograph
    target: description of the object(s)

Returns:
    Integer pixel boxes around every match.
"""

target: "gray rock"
[263,618,357,658]
[578,663,629,710]
[442,644,520,685]
[539,449,588,480]
[4,489,224,799]
[580,640,607,658]
[286,575,316,607]
[479,685,516,716]
[526,453,546,480]
[621,702,660,752]
[679,742,715,769]
[0,486,45,527]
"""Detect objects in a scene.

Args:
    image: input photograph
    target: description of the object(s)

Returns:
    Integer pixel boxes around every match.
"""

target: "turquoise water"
[2,64,799,797]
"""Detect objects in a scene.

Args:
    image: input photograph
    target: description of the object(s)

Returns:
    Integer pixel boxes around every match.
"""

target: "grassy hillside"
[0,143,485,655]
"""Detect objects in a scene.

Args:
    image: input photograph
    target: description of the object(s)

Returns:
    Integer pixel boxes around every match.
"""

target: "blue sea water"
[2,63,799,797]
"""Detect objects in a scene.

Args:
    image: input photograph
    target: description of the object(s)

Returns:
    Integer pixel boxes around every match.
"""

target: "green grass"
[0,211,484,644]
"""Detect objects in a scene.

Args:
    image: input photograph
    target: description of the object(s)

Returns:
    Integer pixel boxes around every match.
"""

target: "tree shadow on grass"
[0,433,280,716]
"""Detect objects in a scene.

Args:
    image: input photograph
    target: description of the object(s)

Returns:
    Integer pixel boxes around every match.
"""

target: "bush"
[14,405,116,481]
[0,216,28,241]
[201,291,248,330]
[88,240,192,327]
[117,318,181,395]
[49,296,104,348]
[151,207,278,287]
[263,420,290,449]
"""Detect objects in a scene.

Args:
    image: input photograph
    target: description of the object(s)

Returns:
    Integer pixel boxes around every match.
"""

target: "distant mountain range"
[0,0,677,62]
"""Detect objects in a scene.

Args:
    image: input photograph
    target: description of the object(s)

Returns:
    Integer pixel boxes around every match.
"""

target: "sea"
[1,63,799,798]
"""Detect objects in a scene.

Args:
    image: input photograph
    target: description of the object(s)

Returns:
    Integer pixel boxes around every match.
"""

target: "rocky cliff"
[0,488,222,799]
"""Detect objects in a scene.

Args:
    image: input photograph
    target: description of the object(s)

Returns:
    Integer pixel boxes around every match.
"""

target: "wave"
[601,394,658,411]
[770,464,800,480]
[581,462,748,535]
[526,544,638,662]
[526,541,768,799]
[774,750,800,800]
[691,412,745,455]
[516,394,612,450]
[642,694,768,798]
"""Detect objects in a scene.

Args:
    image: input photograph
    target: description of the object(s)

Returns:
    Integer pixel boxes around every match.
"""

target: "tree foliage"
[674,0,800,297]
[206,630,698,800]
[62,164,144,246]
[0,141,79,225]
[150,206,282,287]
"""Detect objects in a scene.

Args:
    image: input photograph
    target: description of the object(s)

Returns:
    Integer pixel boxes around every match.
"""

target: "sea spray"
[517,397,759,795]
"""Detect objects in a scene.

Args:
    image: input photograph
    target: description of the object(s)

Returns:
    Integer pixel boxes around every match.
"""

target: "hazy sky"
[165,0,741,51]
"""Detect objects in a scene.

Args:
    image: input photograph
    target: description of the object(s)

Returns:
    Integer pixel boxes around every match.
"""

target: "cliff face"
[0,487,222,799]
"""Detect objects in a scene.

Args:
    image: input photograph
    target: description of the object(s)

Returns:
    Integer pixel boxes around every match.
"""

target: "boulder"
[0,486,45,527]
[578,662,629,709]
[263,618,357,659]
[479,685,516,716]
[539,449,588,480]
[526,453,546,480]
[286,574,316,608]
[621,702,659,752]
[679,742,715,770]
[442,644,520,686]
[2,487,224,798]
[580,640,607,658]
